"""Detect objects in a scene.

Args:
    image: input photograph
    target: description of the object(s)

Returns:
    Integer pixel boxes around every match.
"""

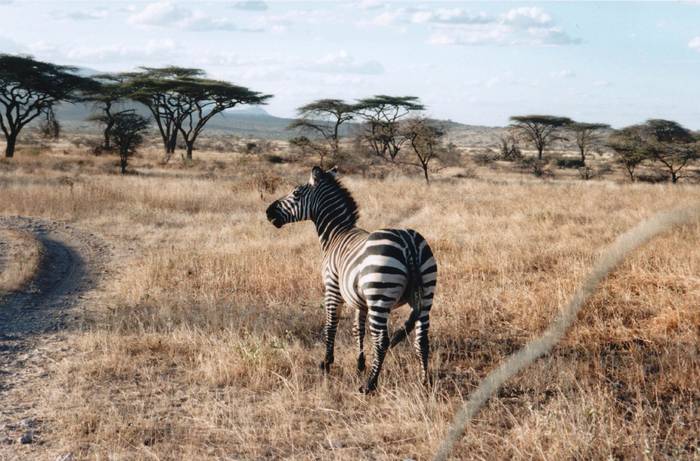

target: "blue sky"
[1,1,699,127]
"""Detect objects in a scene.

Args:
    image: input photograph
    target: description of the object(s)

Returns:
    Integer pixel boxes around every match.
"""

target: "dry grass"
[0,228,42,295]
[1,138,699,460]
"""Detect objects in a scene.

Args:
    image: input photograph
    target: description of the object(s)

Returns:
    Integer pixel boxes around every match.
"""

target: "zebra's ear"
[327,166,339,177]
[310,166,323,185]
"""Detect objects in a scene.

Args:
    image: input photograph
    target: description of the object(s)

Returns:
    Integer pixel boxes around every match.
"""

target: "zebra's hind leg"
[353,308,367,374]
[414,310,431,385]
[413,284,434,385]
[360,306,390,394]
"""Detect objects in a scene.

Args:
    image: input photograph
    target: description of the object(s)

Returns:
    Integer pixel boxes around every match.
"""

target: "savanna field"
[1,137,699,460]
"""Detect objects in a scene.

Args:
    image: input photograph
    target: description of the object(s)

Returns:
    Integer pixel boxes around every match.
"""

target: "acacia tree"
[174,79,271,161]
[402,117,445,184]
[354,95,424,162]
[509,115,573,160]
[125,67,205,157]
[608,125,648,181]
[288,99,355,167]
[0,54,96,157]
[85,73,133,151]
[569,121,610,165]
[642,119,699,183]
[109,111,149,174]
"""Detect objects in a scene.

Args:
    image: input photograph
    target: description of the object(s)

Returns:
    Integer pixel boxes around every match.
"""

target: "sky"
[1,1,699,128]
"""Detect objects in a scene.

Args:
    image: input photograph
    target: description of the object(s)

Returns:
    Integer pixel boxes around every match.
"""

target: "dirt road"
[0,216,109,458]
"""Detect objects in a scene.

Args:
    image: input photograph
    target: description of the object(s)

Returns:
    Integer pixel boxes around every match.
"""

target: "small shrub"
[556,157,585,169]
[637,172,668,183]
[264,154,286,164]
[253,171,282,200]
[578,166,594,180]
[473,151,498,166]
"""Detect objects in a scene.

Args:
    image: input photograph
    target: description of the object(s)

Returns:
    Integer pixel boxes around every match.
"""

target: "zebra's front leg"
[319,292,341,373]
[360,306,389,393]
[353,308,367,374]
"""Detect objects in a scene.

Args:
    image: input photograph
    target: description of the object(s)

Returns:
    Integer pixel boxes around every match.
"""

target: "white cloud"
[593,80,612,87]
[128,1,258,32]
[306,51,384,75]
[502,7,551,27]
[412,8,492,25]
[550,69,575,79]
[128,1,189,26]
[52,9,109,21]
[357,0,384,10]
[526,26,580,45]
[232,1,268,11]
[28,39,180,65]
[689,36,700,51]
[429,24,511,46]
[367,9,404,27]
[426,6,580,47]
[368,4,579,46]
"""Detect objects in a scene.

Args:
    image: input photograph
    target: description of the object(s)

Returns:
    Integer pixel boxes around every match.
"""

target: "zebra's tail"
[390,243,423,348]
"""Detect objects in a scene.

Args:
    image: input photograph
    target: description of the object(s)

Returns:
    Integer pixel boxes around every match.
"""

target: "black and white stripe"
[266,166,437,393]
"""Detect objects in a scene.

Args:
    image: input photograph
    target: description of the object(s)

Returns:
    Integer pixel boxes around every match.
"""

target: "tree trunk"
[120,153,127,175]
[671,172,678,183]
[579,147,586,165]
[103,122,113,151]
[5,133,17,158]
[185,142,193,161]
[422,165,430,185]
[537,146,543,160]
[168,131,178,154]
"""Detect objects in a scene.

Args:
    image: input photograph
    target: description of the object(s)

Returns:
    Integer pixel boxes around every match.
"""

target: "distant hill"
[54,102,299,140]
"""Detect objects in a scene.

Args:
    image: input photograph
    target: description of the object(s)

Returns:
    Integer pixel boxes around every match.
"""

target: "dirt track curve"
[0,216,109,453]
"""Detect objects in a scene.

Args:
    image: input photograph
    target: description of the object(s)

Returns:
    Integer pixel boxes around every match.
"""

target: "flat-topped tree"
[85,73,134,151]
[607,125,648,182]
[124,67,206,157]
[0,54,97,157]
[569,121,610,166]
[509,115,573,160]
[174,78,271,160]
[641,119,699,183]
[288,99,355,167]
[354,95,425,162]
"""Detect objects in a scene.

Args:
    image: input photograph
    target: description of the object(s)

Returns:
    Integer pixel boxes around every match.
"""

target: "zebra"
[265,166,437,393]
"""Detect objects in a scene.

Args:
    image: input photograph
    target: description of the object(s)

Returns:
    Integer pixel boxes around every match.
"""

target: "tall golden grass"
[1,143,699,460]
[0,229,42,295]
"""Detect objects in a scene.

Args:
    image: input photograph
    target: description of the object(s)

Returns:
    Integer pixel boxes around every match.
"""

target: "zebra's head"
[266,166,338,228]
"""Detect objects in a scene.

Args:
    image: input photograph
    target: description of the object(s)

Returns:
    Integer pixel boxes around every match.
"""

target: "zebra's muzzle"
[266,203,284,228]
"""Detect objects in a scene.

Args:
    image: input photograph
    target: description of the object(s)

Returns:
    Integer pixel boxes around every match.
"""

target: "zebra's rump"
[350,228,437,311]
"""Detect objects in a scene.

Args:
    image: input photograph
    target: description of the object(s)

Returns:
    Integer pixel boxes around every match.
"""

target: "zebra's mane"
[320,172,359,227]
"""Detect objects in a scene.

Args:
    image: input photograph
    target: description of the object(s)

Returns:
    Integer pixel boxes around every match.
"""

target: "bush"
[473,150,498,165]
[264,154,286,164]
[556,157,585,169]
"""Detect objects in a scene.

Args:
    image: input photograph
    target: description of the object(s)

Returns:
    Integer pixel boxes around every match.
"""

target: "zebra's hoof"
[356,356,366,374]
[359,383,377,394]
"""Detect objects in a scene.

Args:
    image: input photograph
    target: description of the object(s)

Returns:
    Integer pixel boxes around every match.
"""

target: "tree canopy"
[85,73,135,150]
[354,95,425,161]
[288,98,356,166]
[509,115,573,160]
[124,67,271,160]
[0,54,97,157]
